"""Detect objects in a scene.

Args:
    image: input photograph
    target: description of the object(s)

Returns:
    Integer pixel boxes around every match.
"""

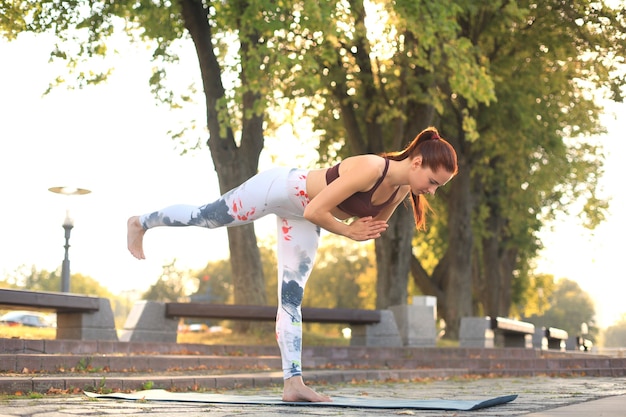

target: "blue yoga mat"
[85,389,518,411]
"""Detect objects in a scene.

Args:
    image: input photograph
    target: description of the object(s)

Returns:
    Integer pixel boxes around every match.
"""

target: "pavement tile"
[0,376,625,417]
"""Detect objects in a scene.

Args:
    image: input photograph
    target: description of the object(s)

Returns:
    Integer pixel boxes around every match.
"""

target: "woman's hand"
[346,216,389,241]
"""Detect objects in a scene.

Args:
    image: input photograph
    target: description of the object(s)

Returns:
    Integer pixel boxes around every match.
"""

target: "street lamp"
[48,186,91,293]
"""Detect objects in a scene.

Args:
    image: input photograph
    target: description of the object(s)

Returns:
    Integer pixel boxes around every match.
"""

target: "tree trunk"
[481,226,501,317]
[498,247,516,315]
[440,153,474,339]
[374,203,414,308]
[481,224,518,318]
[180,0,267,333]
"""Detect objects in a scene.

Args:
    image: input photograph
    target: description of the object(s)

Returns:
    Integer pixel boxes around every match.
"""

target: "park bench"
[533,326,569,351]
[459,316,535,348]
[166,302,381,324]
[567,335,594,352]
[0,288,117,341]
[120,301,403,347]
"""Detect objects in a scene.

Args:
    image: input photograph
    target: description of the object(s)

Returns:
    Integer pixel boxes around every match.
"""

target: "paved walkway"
[0,375,624,416]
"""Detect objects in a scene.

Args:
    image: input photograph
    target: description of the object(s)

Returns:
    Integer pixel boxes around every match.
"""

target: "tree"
[304,237,376,310]
[461,0,622,325]
[0,0,310,332]
[604,316,626,348]
[3,0,623,340]
[2,0,450,326]
[523,278,597,340]
[194,234,377,310]
[277,1,495,330]
[190,234,377,335]
[512,273,556,319]
[410,0,624,336]
[0,264,114,297]
[192,259,234,304]
[142,259,198,302]
[276,0,623,338]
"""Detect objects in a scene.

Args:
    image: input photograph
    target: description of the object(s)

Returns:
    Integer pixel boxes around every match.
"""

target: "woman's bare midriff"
[304,168,327,200]
[305,168,352,220]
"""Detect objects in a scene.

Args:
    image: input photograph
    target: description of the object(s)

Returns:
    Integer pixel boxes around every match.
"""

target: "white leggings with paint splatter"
[139,167,320,379]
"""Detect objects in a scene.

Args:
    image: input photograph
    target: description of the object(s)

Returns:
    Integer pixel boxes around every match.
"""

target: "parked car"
[0,311,56,328]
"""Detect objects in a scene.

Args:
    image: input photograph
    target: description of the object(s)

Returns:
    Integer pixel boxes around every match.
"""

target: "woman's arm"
[373,186,411,222]
[303,155,390,241]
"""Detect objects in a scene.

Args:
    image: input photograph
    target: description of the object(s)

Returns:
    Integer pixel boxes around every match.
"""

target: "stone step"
[0,368,470,394]
[3,338,625,375]
[2,351,625,376]
[0,354,282,374]
[0,337,597,359]
[2,337,626,394]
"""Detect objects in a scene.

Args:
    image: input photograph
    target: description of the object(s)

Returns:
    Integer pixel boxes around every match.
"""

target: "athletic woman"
[127,126,458,402]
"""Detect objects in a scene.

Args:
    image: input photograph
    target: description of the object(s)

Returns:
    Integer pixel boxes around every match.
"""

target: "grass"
[0,325,56,340]
[0,323,350,346]
[2,323,455,348]
[178,324,350,346]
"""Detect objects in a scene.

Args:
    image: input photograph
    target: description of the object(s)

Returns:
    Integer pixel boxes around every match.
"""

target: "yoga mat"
[85,389,517,411]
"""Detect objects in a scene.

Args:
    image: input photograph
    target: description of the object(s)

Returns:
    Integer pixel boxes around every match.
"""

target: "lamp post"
[48,186,91,293]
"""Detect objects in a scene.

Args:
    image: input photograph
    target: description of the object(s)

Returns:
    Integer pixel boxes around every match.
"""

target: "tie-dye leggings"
[139,167,320,379]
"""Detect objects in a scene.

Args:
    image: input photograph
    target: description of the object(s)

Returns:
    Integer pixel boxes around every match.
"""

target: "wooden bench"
[567,335,593,352]
[0,289,117,341]
[460,316,535,348]
[166,302,381,325]
[121,301,402,347]
[491,317,535,348]
[533,326,569,351]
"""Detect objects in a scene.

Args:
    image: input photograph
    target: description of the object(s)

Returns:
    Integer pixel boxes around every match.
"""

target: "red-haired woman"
[127,126,457,403]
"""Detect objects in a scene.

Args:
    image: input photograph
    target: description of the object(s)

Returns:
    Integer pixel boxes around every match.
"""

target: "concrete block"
[56,298,118,341]
[119,301,178,343]
[566,335,578,351]
[389,303,437,347]
[459,317,494,348]
[350,310,402,347]
[412,296,437,316]
[533,327,548,350]
[498,332,533,348]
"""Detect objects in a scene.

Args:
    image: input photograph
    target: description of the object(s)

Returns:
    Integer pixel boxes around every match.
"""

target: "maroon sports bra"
[325,158,400,218]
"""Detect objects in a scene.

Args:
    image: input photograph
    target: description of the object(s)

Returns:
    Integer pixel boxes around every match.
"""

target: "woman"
[127,126,458,402]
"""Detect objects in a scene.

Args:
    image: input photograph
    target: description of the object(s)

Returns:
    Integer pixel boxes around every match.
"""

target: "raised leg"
[127,216,146,260]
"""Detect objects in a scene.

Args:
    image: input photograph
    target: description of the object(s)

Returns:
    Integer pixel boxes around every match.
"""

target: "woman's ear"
[412,155,422,168]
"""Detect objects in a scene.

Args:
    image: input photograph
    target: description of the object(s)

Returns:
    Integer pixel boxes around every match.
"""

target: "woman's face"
[409,156,454,196]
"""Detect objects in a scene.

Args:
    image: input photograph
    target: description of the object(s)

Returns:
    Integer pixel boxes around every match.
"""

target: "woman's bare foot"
[282,376,331,402]
[127,216,146,260]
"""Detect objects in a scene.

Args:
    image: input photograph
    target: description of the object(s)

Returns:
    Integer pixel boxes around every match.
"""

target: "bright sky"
[534,99,626,329]
[1,33,624,329]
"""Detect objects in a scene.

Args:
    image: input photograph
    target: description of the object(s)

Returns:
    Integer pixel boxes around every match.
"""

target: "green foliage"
[305,237,377,310]
[0,264,113,297]
[2,0,624,327]
[444,0,624,317]
[603,316,626,347]
[512,273,556,318]
[523,278,596,340]
[190,234,376,310]
[193,258,234,304]
[0,265,140,329]
[142,259,198,302]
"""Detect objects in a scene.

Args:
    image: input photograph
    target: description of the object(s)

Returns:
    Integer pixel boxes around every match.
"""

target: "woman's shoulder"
[340,154,386,175]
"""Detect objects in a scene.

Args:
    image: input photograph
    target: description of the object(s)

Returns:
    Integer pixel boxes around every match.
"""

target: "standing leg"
[275,216,330,402]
